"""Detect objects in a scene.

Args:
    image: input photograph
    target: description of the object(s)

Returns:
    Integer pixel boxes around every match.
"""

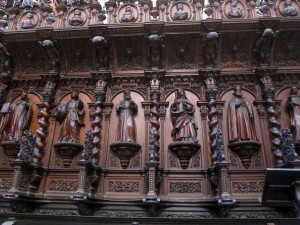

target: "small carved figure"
[21,13,35,29]
[0,15,8,30]
[228,86,257,143]
[54,90,84,143]
[120,5,136,23]
[227,0,243,18]
[148,34,164,68]
[115,89,138,142]
[172,3,188,20]
[0,43,12,75]
[254,28,275,65]
[45,12,56,26]
[257,0,270,16]
[281,0,299,17]
[170,88,198,143]
[39,40,60,72]
[0,92,32,142]
[203,32,218,67]
[92,36,109,69]
[69,9,84,26]
[21,0,40,8]
[286,86,300,143]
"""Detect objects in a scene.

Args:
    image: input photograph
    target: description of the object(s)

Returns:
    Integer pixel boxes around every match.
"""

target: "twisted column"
[33,81,56,164]
[263,87,284,167]
[149,80,160,162]
[90,80,106,166]
[206,87,225,164]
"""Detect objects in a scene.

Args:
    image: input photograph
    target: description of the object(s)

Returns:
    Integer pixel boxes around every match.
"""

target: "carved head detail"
[175,88,187,99]
[123,89,131,100]
[71,90,79,99]
[21,92,28,100]
[291,86,298,95]
[176,3,184,10]
[41,39,54,47]
[233,85,243,97]
[262,28,274,38]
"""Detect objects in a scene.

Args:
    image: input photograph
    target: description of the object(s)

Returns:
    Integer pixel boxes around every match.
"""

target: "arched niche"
[276,87,293,130]
[221,88,265,169]
[164,89,202,169]
[51,91,91,167]
[107,90,145,169]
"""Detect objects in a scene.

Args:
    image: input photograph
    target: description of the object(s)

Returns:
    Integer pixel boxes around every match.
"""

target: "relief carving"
[20,12,37,29]
[119,5,137,23]
[171,3,189,20]
[232,181,263,193]
[169,182,201,193]
[161,212,212,218]
[108,181,139,192]
[280,0,299,17]
[226,0,244,18]
[0,178,12,189]
[68,9,85,26]
[229,212,277,218]
[95,211,146,217]
[48,179,78,192]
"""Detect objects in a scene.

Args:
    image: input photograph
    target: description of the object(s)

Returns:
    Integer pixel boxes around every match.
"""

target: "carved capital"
[205,88,218,101]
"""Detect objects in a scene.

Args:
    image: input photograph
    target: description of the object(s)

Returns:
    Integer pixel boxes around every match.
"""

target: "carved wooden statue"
[148,34,163,68]
[281,0,298,17]
[54,90,84,143]
[172,3,188,20]
[92,36,109,70]
[286,86,300,144]
[0,92,32,142]
[115,89,138,143]
[254,28,275,65]
[69,9,84,26]
[0,43,12,76]
[203,32,218,67]
[120,5,136,23]
[39,40,60,72]
[21,13,35,29]
[170,88,198,143]
[228,86,257,143]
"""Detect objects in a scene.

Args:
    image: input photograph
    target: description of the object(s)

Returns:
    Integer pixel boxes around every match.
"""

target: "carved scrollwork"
[107,181,139,192]
[48,179,78,192]
[232,181,264,193]
[169,182,201,193]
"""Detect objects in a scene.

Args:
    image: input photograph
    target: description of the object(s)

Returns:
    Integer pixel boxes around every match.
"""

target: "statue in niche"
[115,89,138,143]
[258,0,270,16]
[0,43,12,76]
[203,32,218,67]
[0,92,32,142]
[227,0,243,18]
[54,90,84,143]
[170,88,198,143]
[21,13,35,29]
[92,36,109,70]
[281,0,299,17]
[286,86,300,144]
[148,34,164,68]
[228,85,257,143]
[69,9,84,26]
[120,5,136,23]
[172,3,188,20]
[39,40,60,72]
[254,28,276,65]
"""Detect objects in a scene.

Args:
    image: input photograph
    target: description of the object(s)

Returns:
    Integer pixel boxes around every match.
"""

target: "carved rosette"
[168,142,201,169]
[54,142,83,167]
[228,141,261,168]
[110,142,141,169]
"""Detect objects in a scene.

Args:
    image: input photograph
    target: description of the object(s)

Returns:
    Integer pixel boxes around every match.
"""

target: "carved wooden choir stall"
[0,0,300,223]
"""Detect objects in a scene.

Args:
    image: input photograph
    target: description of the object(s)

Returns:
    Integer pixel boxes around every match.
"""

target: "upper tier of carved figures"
[1,86,300,169]
[0,0,297,30]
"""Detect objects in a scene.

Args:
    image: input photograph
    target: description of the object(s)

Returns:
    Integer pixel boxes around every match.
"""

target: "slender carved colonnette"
[34,81,56,164]
[263,87,283,167]
[149,79,160,162]
[91,80,107,165]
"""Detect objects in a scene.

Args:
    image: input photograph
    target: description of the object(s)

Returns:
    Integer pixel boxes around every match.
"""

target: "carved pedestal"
[110,141,141,169]
[1,141,20,166]
[228,140,261,169]
[168,142,201,169]
[54,142,83,167]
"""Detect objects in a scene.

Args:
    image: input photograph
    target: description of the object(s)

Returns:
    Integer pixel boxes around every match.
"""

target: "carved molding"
[229,212,278,218]
[95,211,146,217]
[34,209,78,215]
[107,181,139,192]
[161,212,212,218]
[169,182,201,193]
[232,181,264,193]
[48,179,78,192]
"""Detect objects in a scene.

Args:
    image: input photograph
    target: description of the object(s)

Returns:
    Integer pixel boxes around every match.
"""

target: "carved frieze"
[169,182,201,193]
[34,209,78,215]
[229,212,278,218]
[107,181,139,192]
[48,179,78,192]
[0,178,12,190]
[232,181,264,193]
[95,211,146,217]
[161,212,212,218]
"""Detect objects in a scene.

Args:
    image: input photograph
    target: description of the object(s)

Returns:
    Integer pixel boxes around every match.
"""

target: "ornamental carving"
[118,4,139,23]
[95,211,146,217]
[19,12,38,29]
[229,212,278,218]
[67,9,87,27]
[107,181,139,192]
[169,182,201,193]
[161,212,212,218]
[278,0,299,17]
[34,209,78,215]
[48,179,78,192]
[222,0,247,19]
[169,2,192,21]
[232,181,264,193]
[0,178,12,189]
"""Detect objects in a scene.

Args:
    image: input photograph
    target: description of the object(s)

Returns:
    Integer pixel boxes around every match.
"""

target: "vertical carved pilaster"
[257,68,284,167]
[34,79,57,165]
[0,82,8,105]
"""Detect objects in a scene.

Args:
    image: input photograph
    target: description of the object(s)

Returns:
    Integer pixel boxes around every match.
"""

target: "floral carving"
[169,182,201,193]
[229,212,278,218]
[232,181,263,193]
[95,211,146,217]
[161,212,212,218]
[108,181,139,192]
[48,180,78,192]
[0,178,12,189]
